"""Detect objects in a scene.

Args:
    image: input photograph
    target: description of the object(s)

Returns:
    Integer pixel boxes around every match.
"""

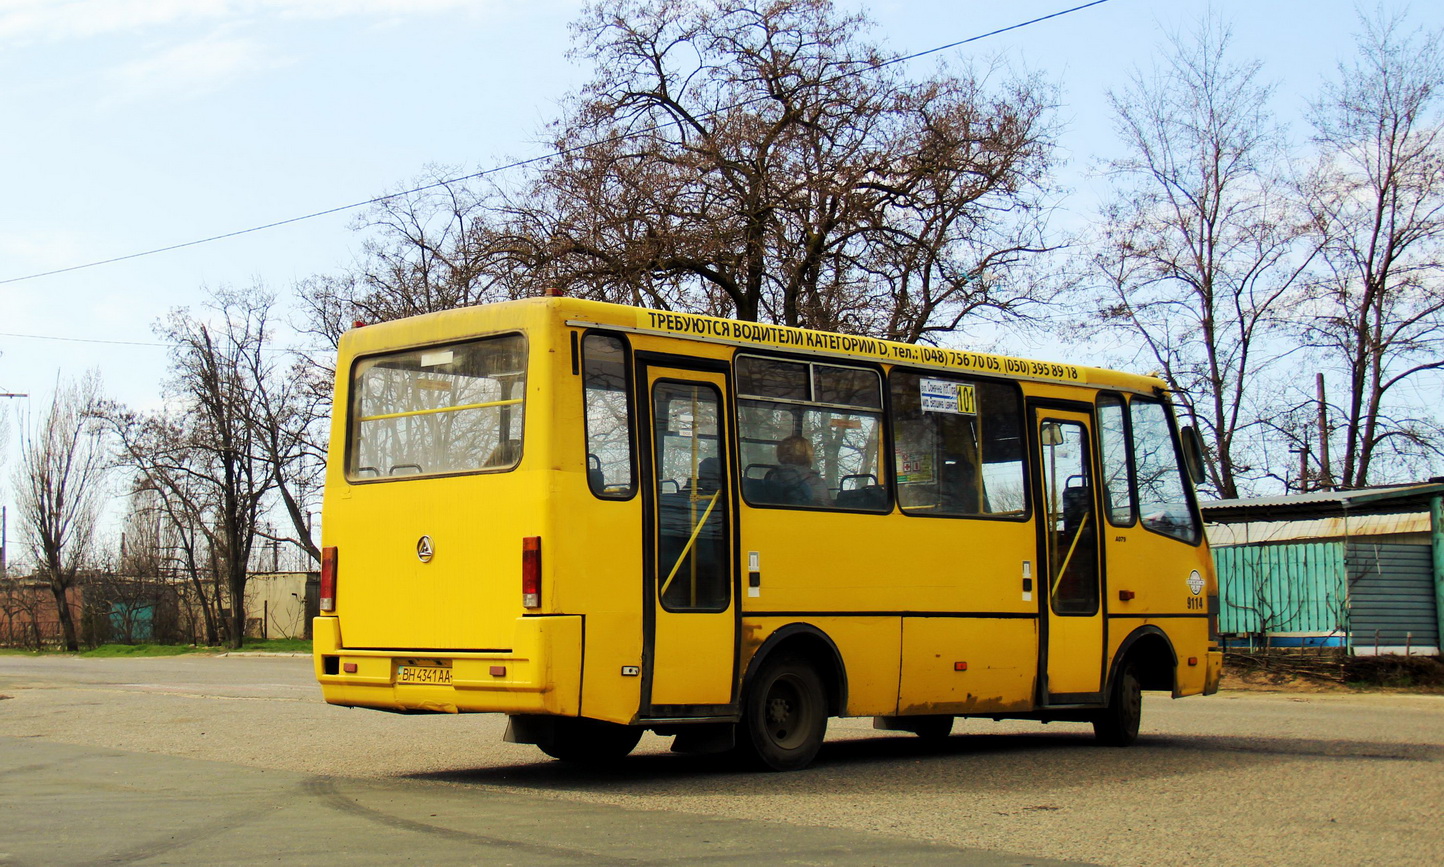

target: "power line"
[880,0,1113,69]
[0,0,1113,288]
[0,148,561,288]
[0,330,171,349]
[0,330,305,353]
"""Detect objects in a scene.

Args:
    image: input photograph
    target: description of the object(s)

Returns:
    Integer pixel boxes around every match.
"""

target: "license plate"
[396,665,452,685]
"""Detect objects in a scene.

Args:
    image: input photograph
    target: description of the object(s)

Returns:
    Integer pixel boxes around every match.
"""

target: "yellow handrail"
[359,397,522,423]
[660,490,722,598]
[1050,510,1091,598]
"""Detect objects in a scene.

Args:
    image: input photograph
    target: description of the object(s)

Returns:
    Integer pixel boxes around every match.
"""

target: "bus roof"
[339,297,1168,396]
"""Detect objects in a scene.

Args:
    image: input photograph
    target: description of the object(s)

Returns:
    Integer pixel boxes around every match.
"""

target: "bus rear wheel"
[538,717,643,765]
[738,654,828,771]
[1093,662,1142,746]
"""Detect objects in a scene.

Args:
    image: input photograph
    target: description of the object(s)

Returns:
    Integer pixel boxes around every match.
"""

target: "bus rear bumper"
[312,615,583,716]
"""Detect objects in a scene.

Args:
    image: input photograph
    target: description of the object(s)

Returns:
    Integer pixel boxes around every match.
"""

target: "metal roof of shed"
[1200,480,1444,523]
[1205,512,1431,546]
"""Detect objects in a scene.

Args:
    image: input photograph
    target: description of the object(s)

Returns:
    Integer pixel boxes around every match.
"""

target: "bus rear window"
[348,334,526,480]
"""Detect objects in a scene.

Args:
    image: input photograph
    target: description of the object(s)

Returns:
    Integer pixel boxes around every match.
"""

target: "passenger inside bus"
[765,435,830,506]
[484,439,521,467]
[694,456,722,493]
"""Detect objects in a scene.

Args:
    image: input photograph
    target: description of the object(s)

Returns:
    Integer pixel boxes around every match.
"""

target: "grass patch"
[226,638,312,654]
[81,644,201,658]
[1,639,312,658]
[1343,655,1444,691]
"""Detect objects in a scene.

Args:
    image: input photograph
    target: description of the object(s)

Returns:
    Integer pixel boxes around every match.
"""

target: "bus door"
[1030,405,1105,702]
[640,363,738,714]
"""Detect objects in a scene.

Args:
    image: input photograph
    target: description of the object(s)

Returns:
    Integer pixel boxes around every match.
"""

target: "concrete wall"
[243,572,319,641]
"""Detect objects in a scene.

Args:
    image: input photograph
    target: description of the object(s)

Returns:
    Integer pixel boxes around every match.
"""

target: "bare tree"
[1085,16,1312,498]
[108,465,224,645]
[109,287,313,647]
[487,0,1059,337]
[11,373,109,651]
[228,290,328,567]
[302,0,1059,344]
[298,170,522,347]
[1300,8,1444,487]
[0,392,10,457]
[0,576,47,649]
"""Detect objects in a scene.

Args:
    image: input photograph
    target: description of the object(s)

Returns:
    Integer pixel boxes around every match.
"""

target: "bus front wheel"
[538,717,643,764]
[1093,662,1142,746]
[738,654,828,771]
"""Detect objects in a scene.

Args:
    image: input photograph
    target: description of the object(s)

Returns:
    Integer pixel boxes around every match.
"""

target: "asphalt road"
[1,655,1441,866]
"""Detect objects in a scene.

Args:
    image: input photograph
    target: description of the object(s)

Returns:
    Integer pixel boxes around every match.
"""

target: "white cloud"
[0,1,227,43]
[0,228,93,274]
[0,0,488,45]
[104,32,286,102]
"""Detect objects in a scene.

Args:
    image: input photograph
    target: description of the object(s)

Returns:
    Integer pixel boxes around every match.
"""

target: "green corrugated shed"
[1212,538,1440,652]
[1214,542,1347,638]
[1203,483,1444,654]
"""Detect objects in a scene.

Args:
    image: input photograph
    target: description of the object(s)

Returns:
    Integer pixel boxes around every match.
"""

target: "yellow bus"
[314,297,1222,770]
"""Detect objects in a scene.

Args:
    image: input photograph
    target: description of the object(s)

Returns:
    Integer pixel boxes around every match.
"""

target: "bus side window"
[735,355,886,512]
[583,333,635,498]
[1096,394,1135,526]
[890,371,1027,517]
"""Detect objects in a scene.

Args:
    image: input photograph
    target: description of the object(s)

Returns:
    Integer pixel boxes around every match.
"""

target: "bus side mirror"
[1181,426,1207,485]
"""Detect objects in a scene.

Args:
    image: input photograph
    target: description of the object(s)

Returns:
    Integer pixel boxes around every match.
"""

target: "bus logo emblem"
[417,535,435,563]
[1187,571,1204,596]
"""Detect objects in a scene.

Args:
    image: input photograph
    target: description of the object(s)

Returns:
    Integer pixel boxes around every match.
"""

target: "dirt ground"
[1221,667,1350,693]
[1221,653,1444,694]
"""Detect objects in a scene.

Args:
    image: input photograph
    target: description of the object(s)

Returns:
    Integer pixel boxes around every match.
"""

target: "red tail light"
[320,546,338,612]
[522,536,541,609]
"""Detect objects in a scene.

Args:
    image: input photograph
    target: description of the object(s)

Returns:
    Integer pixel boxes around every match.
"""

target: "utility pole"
[1289,444,1312,494]
[1,391,27,578]
[1315,374,1334,491]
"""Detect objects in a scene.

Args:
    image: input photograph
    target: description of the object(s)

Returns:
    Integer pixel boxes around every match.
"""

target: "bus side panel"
[739,511,1038,616]
[1107,618,1212,697]
[739,511,898,612]
[578,611,644,724]
[742,616,902,717]
[566,482,645,725]
[1107,521,1216,616]
[899,617,1037,715]
[552,331,646,726]
[1103,513,1217,697]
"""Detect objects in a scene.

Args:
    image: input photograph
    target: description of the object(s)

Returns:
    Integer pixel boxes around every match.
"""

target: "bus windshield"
[347,334,527,480]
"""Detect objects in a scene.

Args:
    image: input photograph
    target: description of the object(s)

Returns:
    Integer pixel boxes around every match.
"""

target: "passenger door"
[640,363,737,714]
[1031,405,1105,702]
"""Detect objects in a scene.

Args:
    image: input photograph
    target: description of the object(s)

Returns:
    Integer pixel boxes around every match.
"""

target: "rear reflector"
[320,546,338,612]
[522,536,541,608]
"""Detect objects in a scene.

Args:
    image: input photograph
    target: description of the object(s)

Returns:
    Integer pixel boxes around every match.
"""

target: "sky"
[1,0,1440,524]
